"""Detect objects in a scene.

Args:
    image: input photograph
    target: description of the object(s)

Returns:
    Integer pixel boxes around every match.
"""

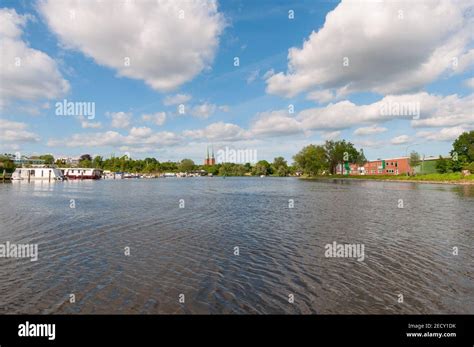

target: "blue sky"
[0,0,473,163]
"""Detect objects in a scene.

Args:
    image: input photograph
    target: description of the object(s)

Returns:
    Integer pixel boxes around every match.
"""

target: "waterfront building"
[413,155,450,174]
[6,154,45,166]
[336,157,412,175]
[204,146,215,166]
[56,157,80,166]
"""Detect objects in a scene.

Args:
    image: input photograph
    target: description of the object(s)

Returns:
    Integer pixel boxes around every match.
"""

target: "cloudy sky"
[0,0,473,163]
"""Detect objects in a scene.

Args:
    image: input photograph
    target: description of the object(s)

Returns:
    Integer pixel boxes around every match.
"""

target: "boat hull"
[65,175,101,180]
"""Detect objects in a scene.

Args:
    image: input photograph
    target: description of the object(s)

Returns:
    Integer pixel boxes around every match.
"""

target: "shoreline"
[301,176,474,185]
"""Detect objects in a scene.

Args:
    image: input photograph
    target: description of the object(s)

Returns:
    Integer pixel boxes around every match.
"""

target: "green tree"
[80,154,92,162]
[293,144,327,176]
[252,160,272,176]
[435,156,449,173]
[0,155,15,173]
[324,140,360,174]
[409,151,421,168]
[142,158,159,173]
[39,154,54,164]
[272,157,289,176]
[449,130,473,171]
[92,156,103,168]
[161,161,178,172]
[219,163,234,176]
[356,149,367,166]
[451,130,474,163]
[79,159,92,168]
[203,164,219,175]
[233,164,247,176]
[218,163,247,176]
[178,159,195,172]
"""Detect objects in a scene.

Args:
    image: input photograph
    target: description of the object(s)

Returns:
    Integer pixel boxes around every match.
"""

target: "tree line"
[2,131,473,176]
[58,154,294,177]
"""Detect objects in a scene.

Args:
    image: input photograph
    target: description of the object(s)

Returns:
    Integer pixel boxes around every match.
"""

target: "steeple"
[204,145,211,166]
[204,145,215,166]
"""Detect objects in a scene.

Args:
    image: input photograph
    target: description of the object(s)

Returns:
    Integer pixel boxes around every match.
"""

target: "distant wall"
[413,160,438,174]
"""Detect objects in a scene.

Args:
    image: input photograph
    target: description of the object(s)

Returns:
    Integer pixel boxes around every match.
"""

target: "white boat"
[63,168,102,179]
[102,171,123,179]
[12,167,65,181]
[123,173,141,179]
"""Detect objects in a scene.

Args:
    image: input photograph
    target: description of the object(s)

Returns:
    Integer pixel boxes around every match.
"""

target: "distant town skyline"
[1,0,473,163]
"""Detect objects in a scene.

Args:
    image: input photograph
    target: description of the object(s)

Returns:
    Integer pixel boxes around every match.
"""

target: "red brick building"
[337,157,412,176]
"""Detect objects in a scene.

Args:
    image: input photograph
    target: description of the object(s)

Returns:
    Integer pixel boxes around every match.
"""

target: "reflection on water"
[454,184,474,197]
[0,178,473,314]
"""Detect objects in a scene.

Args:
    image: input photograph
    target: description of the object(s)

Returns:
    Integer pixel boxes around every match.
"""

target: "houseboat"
[12,167,65,181]
[102,171,124,179]
[63,168,102,179]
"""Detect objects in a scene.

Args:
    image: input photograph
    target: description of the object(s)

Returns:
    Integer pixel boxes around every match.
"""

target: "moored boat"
[12,167,65,181]
[63,168,102,179]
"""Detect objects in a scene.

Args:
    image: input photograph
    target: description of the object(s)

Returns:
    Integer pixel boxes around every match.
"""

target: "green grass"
[303,172,474,182]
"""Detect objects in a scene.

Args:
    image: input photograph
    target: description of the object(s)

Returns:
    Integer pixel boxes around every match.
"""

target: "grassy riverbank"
[302,173,474,184]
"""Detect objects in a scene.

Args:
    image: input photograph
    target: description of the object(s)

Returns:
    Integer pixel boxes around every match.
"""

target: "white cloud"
[129,126,153,138]
[298,100,376,130]
[354,125,388,136]
[464,77,474,89]
[410,93,473,128]
[411,114,474,128]
[353,139,384,148]
[390,135,411,145]
[246,69,260,84]
[48,127,181,149]
[218,105,230,112]
[262,69,275,80]
[298,92,472,130]
[78,116,102,129]
[183,122,248,141]
[17,102,51,116]
[48,130,123,148]
[416,126,467,141]
[266,0,473,98]
[190,103,217,119]
[163,94,192,106]
[142,112,166,126]
[321,130,341,141]
[107,111,132,129]
[306,90,335,104]
[250,110,302,137]
[38,0,225,92]
[177,92,472,144]
[0,8,69,108]
[0,119,40,142]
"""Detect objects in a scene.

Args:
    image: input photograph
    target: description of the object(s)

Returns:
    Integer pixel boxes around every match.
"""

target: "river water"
[0,177,473,314]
